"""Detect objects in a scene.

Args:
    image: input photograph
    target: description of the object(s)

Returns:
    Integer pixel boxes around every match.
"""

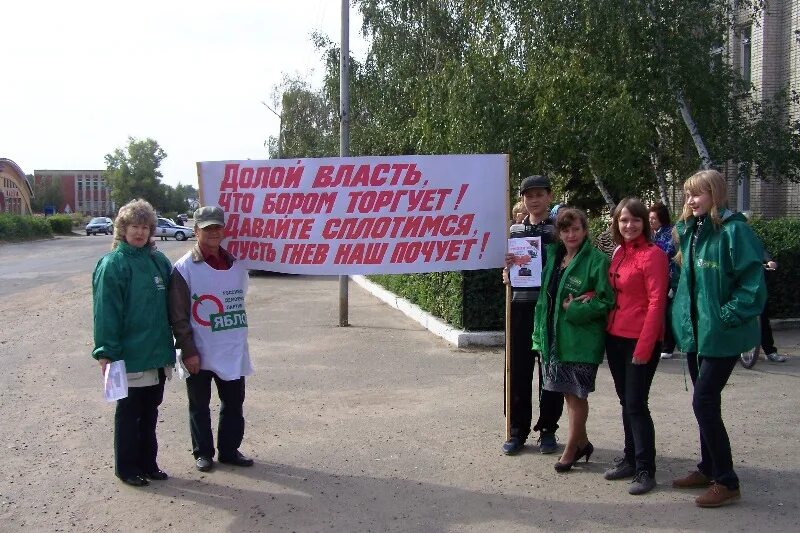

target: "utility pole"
[339,0,350,327]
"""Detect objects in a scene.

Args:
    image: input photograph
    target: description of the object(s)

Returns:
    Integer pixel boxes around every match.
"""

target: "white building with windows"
[726,0,800,217]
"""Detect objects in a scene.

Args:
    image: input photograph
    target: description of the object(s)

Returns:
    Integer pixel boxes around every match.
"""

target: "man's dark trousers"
[508,300,564,441]
[186,369,245,460]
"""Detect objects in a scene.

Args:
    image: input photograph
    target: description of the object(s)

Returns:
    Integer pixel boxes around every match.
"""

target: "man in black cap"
[502,175,564,455]
[169,206,255,472]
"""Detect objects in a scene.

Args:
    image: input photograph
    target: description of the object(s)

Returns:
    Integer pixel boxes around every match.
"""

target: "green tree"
[29,174,64,213]
[271,0,799,213]
[104,137,168,210]
[265,75,338,159]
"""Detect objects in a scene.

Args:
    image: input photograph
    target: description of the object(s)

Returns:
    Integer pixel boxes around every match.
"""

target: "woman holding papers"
[91,199,175,487]
[532,208,614,473]
[603,198,668,496]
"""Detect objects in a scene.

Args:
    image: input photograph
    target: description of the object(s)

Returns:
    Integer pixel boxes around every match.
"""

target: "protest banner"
[197,154,509,275]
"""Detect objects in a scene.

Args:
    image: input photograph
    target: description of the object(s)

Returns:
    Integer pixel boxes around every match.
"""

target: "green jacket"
[671,210,766,357]
[92,242,176,372]
[533,238,615,365]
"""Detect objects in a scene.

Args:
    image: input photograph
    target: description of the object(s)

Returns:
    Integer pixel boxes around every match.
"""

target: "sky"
[3,0,367,188]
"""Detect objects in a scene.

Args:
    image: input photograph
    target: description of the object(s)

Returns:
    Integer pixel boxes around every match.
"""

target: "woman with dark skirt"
[532,208,615,472]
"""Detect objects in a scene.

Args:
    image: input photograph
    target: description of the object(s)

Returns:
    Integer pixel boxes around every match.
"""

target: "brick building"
[33,170,115,216]
[725,0,800,218]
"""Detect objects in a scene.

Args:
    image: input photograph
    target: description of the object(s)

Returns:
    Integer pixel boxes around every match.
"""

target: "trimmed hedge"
[0,213,53,242]
[47,214,74,234]
[751,217,800,319]
[367,269,504,331]
[367,216,800,331]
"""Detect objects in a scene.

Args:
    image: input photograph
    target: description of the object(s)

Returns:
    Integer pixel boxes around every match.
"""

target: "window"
[740,26,751,85]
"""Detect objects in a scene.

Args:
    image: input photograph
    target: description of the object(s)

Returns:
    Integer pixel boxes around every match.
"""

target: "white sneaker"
[766,352,787,363]
[660,352,673,359]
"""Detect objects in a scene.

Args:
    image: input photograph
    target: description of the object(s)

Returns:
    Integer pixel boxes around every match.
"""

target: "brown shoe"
[672,470,712,489]
[695,483,741,508]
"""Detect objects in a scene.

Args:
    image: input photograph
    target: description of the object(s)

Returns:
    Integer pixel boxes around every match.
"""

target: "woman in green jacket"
[670,170,766,508]
[533,208,615,472]
[92,199,175,487]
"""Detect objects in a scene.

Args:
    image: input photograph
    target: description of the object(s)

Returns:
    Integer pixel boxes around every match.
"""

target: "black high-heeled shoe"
[576,441,594,463]
[554,441,594,473]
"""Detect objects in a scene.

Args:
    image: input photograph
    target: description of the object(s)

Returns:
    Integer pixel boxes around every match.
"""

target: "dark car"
[85,217,113,236]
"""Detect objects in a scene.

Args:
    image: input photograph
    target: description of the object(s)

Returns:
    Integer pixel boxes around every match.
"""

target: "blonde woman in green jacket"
[670,170,766,508]
[533,208,615,472]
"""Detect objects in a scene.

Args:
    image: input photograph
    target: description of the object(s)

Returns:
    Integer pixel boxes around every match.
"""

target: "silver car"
[86,217,113,235]
[156,217,194,241]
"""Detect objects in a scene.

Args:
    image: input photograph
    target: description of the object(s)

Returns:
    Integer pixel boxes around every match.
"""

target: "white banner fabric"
[196,154,508,275]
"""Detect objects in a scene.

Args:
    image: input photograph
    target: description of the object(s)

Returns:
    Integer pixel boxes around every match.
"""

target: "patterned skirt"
[542,358,598,399]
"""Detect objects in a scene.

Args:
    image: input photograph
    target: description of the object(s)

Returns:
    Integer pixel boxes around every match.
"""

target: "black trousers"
[114,374,165,479]
[606,335,660,476]
[760,303,776,354]
[687,352,740,490]
[186,370,246,460]
[508,300,564,441]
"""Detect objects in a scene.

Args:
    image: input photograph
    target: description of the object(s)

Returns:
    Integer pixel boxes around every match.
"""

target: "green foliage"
[588,217,610,240]
[104,137,196,214]
[269,0,800,327]
[46,214,74,234]
[29,174,64,213]
[750,217,800,318]
[266,75,338,159]
[0,213,53,242]
[368,269,504,331]
[368,272,465,328]
[70,213,90,228]
[105,137,168,210]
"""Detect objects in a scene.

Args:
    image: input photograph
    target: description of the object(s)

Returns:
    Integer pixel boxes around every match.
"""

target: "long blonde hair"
[112,199,157,249]
[679,169,728,227]
[674,169,729,265]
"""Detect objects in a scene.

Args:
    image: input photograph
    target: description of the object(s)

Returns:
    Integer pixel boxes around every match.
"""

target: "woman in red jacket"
[603,197,669,495]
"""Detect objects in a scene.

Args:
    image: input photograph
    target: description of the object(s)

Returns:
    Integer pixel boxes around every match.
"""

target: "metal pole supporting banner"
[339,0,350,327]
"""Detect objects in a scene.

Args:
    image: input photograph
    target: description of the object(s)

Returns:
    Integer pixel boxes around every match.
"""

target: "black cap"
[519,175,551,195]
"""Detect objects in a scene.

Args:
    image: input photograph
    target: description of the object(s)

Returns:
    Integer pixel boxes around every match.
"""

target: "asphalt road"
[1,234,799,532]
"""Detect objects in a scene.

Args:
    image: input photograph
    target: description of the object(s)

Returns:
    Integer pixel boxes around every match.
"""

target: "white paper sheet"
[103,360,128,402]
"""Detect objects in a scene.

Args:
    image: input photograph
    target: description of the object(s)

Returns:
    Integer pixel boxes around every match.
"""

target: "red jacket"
[607,235,669,362]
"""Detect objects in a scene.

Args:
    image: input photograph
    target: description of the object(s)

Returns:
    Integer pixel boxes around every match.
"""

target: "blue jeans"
[687,353,740,490]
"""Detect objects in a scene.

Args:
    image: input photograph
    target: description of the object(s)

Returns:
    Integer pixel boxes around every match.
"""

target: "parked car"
[156,217,194,241]
[85,217,113,236]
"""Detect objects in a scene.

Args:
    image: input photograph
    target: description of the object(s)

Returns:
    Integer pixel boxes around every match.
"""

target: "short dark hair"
[555,207,588,233]
[648,201,671,227]
[611,197,651,244]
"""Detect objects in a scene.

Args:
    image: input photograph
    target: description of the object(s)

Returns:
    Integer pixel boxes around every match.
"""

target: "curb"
[771,318,800,331]
[351,275,504,348]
